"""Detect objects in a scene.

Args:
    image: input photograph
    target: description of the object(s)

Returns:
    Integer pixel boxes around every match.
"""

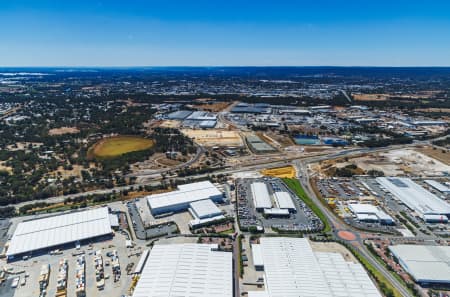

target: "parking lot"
[237,178,323,233]
[0,231,138,297]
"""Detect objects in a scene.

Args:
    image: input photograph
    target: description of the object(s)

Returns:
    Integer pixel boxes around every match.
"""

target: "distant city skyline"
[1,0,450,67]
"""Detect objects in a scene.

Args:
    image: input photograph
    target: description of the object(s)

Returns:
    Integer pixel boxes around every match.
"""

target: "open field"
[48,126,80,136]
[353,93,388,101]
[417,146,450,165]
[181,129,243,147]
[194,101,231,112]
[90,136,154,158]
[261,166,296,178]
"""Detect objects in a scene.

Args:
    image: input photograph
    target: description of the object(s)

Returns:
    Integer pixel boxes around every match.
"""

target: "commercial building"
[132,243,232,297]
[348,203,394,225]
[248,237,381,297]
[424,179,450,194]
[167,110,193,120]
[147,181,223,215]
[188,199,225,228]
[6,207,113,259]
[377,177,450,221]
[251,182,272,210]
[273,191,296,212]
[389,245,450,286]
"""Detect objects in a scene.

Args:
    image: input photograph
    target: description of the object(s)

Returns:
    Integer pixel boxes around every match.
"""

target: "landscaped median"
[282,178,332,233]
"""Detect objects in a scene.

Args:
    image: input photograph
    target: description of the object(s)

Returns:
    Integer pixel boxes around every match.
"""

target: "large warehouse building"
[389,244,450,286]
[348,203,394,225]
[251,182,272,210]
[248,237,381,297]
[147,181,223,215]
[6,207,113,260]
[377,177,450,221]
[132,243,232,297]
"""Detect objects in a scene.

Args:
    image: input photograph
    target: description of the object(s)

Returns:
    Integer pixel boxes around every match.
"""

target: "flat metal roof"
[389,245,450,284]
[424,179,450,193]
[249,237,381,297]
[147,181,222,210]
[348,203,394,222]
[189,199,222,219]
[132,244,232,297]
[251,182,272,209]
[377,177,450,217]
[7,207,112,257]
[273,191,296,210]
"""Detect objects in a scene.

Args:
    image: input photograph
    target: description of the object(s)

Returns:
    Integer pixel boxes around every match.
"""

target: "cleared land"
[418,146,450,165]
[261,166,296,178]
[316,148,450,176]
[90,136,154,158]
[181,129,243,147]
[195,102,231,112]
[48,126,80,136]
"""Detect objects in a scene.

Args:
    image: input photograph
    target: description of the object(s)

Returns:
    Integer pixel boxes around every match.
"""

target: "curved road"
[295,159,413,297]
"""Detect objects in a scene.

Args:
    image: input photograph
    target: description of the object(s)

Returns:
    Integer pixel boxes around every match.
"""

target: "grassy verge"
[282,178,331,233]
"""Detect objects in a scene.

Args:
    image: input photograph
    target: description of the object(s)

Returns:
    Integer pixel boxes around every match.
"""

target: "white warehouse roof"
[249,237,381,297]
[424,179,450,193]
[389,245,450,284]
[251,182,272,209]
[7,207,112,257]
[273,192,296,210]
[132,243,232,297]
[348,203,394,223]
[189,199,222,219]
[147,181,222,211]
[377,177,450,218]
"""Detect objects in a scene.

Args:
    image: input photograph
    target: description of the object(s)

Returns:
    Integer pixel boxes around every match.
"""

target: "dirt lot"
[158,120,181,128]
[313,148,450,177]
[417,146,450,165]
[48,126,80,135]
[261,166,296,178]
[309,241,358,263]
[194,101,231,112]
[0,162,12,173]
[181,129,243,147]
[353,93,389,101]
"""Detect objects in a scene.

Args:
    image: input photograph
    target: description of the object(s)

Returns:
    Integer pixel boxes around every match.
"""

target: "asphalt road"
[295,160,413,297]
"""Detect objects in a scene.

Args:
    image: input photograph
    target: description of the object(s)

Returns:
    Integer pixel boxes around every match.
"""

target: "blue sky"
[1,1,450,66]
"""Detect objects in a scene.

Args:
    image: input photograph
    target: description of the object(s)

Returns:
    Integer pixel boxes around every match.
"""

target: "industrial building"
[273,191,296,212]
[348,203,394,225]
[167,110,193,120]
[246,135,276,153]
[147,181,223,215]
[377,177,450,222]
[6,207,113,260]
[188,199,225,228]
[389,245,450,286]
[424,179,450,194]
[132,243,232,297]
[248,237,381,297]
[251,182,272,210]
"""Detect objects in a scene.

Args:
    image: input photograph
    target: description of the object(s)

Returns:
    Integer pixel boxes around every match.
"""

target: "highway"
[7,143,418,210]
